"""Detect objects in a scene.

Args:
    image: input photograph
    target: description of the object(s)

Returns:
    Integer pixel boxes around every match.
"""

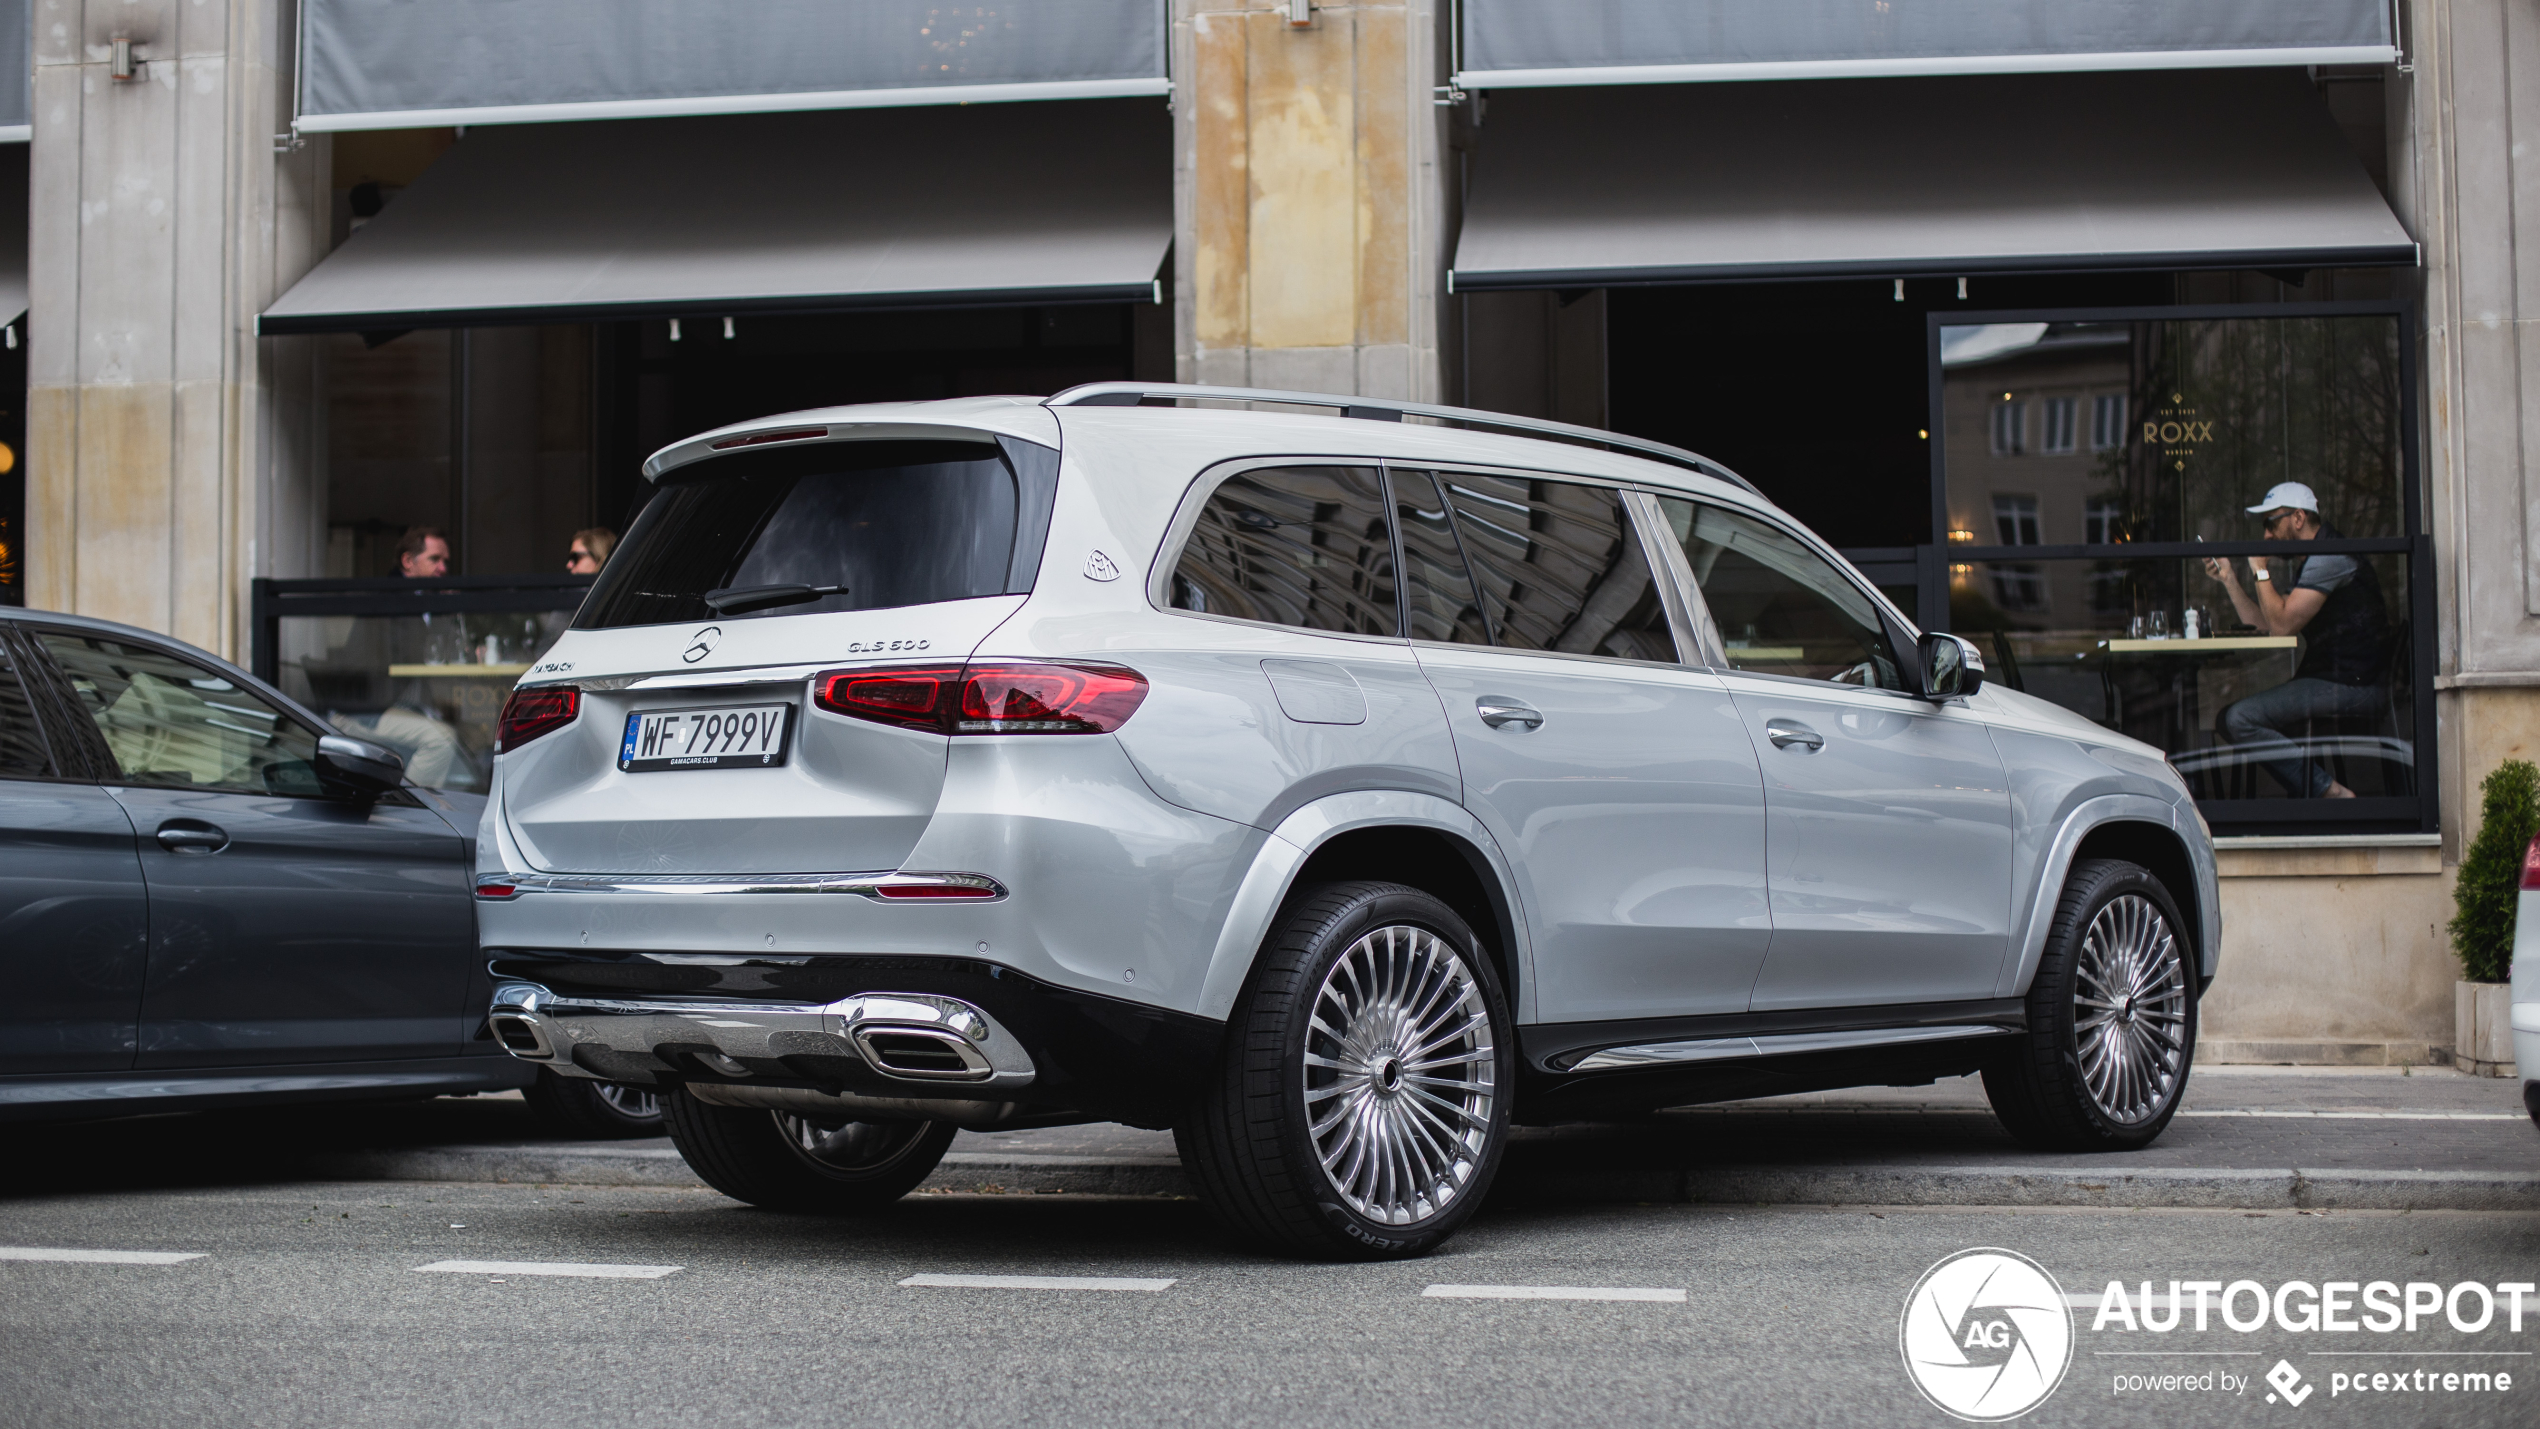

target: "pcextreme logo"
[1901,1248,2075,1421]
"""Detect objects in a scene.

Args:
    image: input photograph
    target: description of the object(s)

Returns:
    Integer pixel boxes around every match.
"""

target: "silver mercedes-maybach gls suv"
[479,383,2220,1258]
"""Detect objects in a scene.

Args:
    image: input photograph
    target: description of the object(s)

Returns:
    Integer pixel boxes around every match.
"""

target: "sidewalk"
[245,1064,2540,1212]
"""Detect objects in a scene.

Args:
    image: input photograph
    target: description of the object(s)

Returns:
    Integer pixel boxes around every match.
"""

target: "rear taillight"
[813,664,967,732]
[813,662,1146,735]
[496,685,580,753]
[474,881,519,900]
[956,663,1148,733]
[2523,832,2540,891]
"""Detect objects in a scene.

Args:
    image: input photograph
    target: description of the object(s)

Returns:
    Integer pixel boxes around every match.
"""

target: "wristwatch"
[2253,569,2271,581]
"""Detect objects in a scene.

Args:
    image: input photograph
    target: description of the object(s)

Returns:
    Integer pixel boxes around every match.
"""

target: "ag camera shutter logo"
[1900,1248,2074,1421]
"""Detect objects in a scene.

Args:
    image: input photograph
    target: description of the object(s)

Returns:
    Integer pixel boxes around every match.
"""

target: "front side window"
[1438,473,1677,663]
[1657,499,1902,689]
[37,634,324,795]
[1168,465,1396,636]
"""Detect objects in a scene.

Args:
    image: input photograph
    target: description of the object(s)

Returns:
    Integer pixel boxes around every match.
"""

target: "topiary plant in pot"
[2447,758,2536,1073]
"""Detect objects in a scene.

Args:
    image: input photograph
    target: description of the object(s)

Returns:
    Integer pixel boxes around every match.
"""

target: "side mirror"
[316,734,407,797]
[1917,632,1987,702]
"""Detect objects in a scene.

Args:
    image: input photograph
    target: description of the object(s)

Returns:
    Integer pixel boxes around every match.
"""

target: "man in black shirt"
[2203,482,2392,799]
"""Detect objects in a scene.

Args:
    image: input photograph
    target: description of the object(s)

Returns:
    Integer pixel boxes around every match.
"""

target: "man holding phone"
[2201,482,2392,799]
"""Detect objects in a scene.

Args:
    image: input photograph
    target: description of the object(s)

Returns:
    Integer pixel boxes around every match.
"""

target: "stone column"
[26,0,328,659]
[1174,0,1444,400]
[2399,0,2540,851]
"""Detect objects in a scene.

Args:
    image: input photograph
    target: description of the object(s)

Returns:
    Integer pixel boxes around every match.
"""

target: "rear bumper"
[484,952,1223,1126]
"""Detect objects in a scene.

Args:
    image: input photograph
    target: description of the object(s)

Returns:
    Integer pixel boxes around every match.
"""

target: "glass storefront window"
[1932,306,2426,828]
[1953,555,2414,806]
[274,610,562,792]
[1940,314,2405,548]
[254,576,593,794]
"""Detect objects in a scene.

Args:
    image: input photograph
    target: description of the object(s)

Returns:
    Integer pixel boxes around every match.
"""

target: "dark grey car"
[0,607,645,1133]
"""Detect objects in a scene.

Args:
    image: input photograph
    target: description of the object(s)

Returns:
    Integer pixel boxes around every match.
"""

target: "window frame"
[1922,299,2434,836]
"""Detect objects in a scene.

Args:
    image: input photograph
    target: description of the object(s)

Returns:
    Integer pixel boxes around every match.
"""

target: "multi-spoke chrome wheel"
[1303,923,1498,1226]
[2071,892,2188,1125]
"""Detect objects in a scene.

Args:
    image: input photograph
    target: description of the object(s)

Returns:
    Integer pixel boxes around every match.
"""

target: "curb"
[1497,1162,2540,1213]
[302,1143,2540,1211]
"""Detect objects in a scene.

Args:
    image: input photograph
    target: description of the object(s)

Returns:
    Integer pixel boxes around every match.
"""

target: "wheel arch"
[2000,795,2220,998]
[1193,792,1530,1022]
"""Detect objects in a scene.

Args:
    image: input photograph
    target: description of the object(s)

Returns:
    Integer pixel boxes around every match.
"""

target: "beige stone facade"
[14,1,2536,1063]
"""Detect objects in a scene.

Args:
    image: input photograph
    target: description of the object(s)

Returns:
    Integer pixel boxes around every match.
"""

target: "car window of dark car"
[1168,465,1399,636]
[0,636,54,778]
[1655,498,1903,689]
[33,633,328,796]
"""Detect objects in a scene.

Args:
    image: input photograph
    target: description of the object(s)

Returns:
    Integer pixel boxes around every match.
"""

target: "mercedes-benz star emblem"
[682,625,722,663]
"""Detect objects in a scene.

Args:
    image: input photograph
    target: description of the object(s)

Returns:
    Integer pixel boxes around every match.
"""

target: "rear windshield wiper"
[701,583,850,616]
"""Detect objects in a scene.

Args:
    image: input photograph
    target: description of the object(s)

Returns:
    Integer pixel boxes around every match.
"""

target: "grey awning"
[0,0,27,141]
[1460,0,2393,87]
[259,102,1170,335]
[299,0,1166,132]
[1449,71,2417,292]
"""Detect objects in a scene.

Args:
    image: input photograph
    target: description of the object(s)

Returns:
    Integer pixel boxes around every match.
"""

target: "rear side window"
[1168,466,1396,636]
[1439,473,1678,663]
[577,439,1044,630]
[0,636,53,777]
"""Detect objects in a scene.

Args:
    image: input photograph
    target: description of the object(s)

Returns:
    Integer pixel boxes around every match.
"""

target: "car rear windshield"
[576,438,1053,630]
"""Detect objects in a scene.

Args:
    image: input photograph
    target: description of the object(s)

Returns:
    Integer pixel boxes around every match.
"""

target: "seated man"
[2203,482,2392,799]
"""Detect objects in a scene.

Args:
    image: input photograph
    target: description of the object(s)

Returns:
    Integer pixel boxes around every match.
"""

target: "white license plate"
[618,703,793,772]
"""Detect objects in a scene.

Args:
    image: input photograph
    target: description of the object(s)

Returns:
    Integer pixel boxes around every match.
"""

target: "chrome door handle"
[1764,719,1823,752]
[1475,700,1544,732]
[156,821,230,853]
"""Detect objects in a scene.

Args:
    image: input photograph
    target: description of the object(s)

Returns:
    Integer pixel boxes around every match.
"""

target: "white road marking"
[0,1248,205,1265]
[1423,1284,1686,1303]
[898,1273,1176,1292]
[414,1260,681,1279]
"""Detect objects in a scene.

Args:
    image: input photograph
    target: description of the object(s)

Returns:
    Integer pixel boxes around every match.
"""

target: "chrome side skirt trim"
[1565,1023,2018,1074]
[486,870,1006,900]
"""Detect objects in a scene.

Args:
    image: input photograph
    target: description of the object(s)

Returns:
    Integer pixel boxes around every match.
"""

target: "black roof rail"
[1045,382,1761,496]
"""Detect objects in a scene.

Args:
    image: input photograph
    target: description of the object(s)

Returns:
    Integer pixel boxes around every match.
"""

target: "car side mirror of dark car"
[316,734,407,798]
[1917,632,1987,702]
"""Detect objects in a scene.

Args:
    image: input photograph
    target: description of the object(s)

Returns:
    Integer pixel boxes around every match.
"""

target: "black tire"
[522,1071,666,1139]
[661,1088,956,1212]
[1176,881,1512,1260]
[1985,858,2198,1151]
[2522,1081,2539,1132]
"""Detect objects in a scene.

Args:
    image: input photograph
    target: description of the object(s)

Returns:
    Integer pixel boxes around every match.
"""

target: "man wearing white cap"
[2201,482,2392,799]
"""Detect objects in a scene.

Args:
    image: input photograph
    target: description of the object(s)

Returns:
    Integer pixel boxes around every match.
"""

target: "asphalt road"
[2,1182,2534,1428]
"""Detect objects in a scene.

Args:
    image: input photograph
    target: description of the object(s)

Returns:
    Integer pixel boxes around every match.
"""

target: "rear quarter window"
[576,438,1054,630]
